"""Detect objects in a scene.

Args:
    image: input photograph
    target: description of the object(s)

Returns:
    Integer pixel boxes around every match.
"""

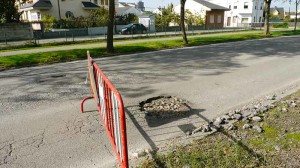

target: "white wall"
[20,0,99,21]
[49,0,92,19]
[174,0,208,17]
[208,0,264,27]
[139,15,155,32]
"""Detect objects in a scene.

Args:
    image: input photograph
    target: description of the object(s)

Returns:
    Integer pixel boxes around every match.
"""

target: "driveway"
[0,35,300,168]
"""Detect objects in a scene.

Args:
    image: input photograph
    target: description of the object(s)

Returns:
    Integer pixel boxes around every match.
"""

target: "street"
[0,35,300,167]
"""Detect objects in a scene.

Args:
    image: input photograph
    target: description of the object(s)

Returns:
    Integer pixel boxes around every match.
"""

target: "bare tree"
[264,0,272,35]
[107,0,115,53]
[180,0,188,45]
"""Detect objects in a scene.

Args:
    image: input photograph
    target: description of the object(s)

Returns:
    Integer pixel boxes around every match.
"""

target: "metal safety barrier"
[80,51,128,168]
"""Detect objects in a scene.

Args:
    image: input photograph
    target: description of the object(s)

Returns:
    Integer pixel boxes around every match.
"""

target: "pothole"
[139,96,191,118]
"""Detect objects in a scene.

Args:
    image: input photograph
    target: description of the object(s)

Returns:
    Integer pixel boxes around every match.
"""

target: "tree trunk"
[295,0,299,32]
[180,0,188,45]
[264,0,271,35]
[107,0,115,53]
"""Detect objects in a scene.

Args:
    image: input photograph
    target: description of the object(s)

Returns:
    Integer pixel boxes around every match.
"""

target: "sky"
[120,0,298,11]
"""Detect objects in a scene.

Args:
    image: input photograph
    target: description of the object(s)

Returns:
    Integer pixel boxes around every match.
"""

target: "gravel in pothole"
[139,96,191,117]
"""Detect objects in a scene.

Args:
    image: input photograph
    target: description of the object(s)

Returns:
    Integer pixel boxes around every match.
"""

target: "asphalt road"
[1,35,300,168]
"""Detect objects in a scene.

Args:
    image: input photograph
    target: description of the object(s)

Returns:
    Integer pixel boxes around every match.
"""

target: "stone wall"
[0,23,33,41]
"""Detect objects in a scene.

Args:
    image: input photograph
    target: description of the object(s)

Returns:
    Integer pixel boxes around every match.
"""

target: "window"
[229,5,231,9]
[210,15,214,23]
[37,12,41,20]
[105,0,108,5]
[244,2,248,9]
[253,17,256,22]
[234,6,237,9]
[260,3,263,10]
[94,0,97,4]
[31,13,37,21]
[259,17,262,22]
[241,18,249,23]
[65,11,74,18]
[217,15,222,23]
[255,6,257,10]
[101,0,104,5]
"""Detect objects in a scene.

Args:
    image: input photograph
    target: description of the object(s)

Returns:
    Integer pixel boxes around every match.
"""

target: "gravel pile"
[190,94,299,135]
[139,96,191,118]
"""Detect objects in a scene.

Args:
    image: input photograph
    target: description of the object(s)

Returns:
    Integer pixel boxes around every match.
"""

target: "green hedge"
[273,22,289,28]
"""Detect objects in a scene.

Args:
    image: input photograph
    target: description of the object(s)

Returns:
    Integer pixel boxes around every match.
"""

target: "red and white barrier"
[81,51,128,168]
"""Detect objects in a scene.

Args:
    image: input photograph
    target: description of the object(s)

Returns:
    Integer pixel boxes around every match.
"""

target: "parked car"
[119,23,147,35]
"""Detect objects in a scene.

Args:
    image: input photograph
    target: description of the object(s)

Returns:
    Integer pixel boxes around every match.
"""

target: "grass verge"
[0,30,299,70]
[139,90,300,168]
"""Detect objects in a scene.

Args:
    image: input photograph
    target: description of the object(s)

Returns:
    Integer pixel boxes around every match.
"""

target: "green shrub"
[273,22,289,28]
[42,15,57,31]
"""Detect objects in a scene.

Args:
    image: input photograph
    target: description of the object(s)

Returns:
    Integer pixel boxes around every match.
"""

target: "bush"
[42,15,57,31]
[273,22,289,28]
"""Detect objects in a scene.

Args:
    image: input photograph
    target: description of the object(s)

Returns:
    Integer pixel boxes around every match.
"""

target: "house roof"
[82,1,99,9]
[116,6,132,15]
[20,0,52,9]
[116,6,144,16]
[193,0,229,11]
[119,2,136,7]
[270,7,284,14]
[119,2,129,6]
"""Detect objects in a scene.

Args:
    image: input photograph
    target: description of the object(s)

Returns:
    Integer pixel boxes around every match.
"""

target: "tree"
[264,0,272,35]
[155,4,177,30]
[180,0,188,45]
[0,0,21,23]
[116,13,138,25]
[107,0,115,53]
[282,0,299,31]
[89,7,109,27]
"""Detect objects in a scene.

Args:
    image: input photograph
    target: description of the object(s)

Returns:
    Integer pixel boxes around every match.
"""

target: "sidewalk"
[0,28,249,47]
[0,29,257,57]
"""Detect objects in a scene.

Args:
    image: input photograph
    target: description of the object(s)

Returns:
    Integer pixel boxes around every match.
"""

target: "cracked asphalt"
[1,35,300,167]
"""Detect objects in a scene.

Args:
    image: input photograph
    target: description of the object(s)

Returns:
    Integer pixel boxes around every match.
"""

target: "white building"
[208,0,264,27]
[174,0,208,16]
[19,0,119,22]
[152,7,164,15]
[138,14,155,32]
[173,0,229,28]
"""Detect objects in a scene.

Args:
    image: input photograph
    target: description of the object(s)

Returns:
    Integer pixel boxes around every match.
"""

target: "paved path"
[0,35,300,168]
[0,28,248,48]
[0,30,259,57]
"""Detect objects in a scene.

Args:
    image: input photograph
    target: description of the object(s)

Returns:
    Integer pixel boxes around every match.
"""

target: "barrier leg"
[80,96,94,113]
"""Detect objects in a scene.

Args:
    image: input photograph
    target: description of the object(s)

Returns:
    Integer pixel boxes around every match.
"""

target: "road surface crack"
[37,130,45,148]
